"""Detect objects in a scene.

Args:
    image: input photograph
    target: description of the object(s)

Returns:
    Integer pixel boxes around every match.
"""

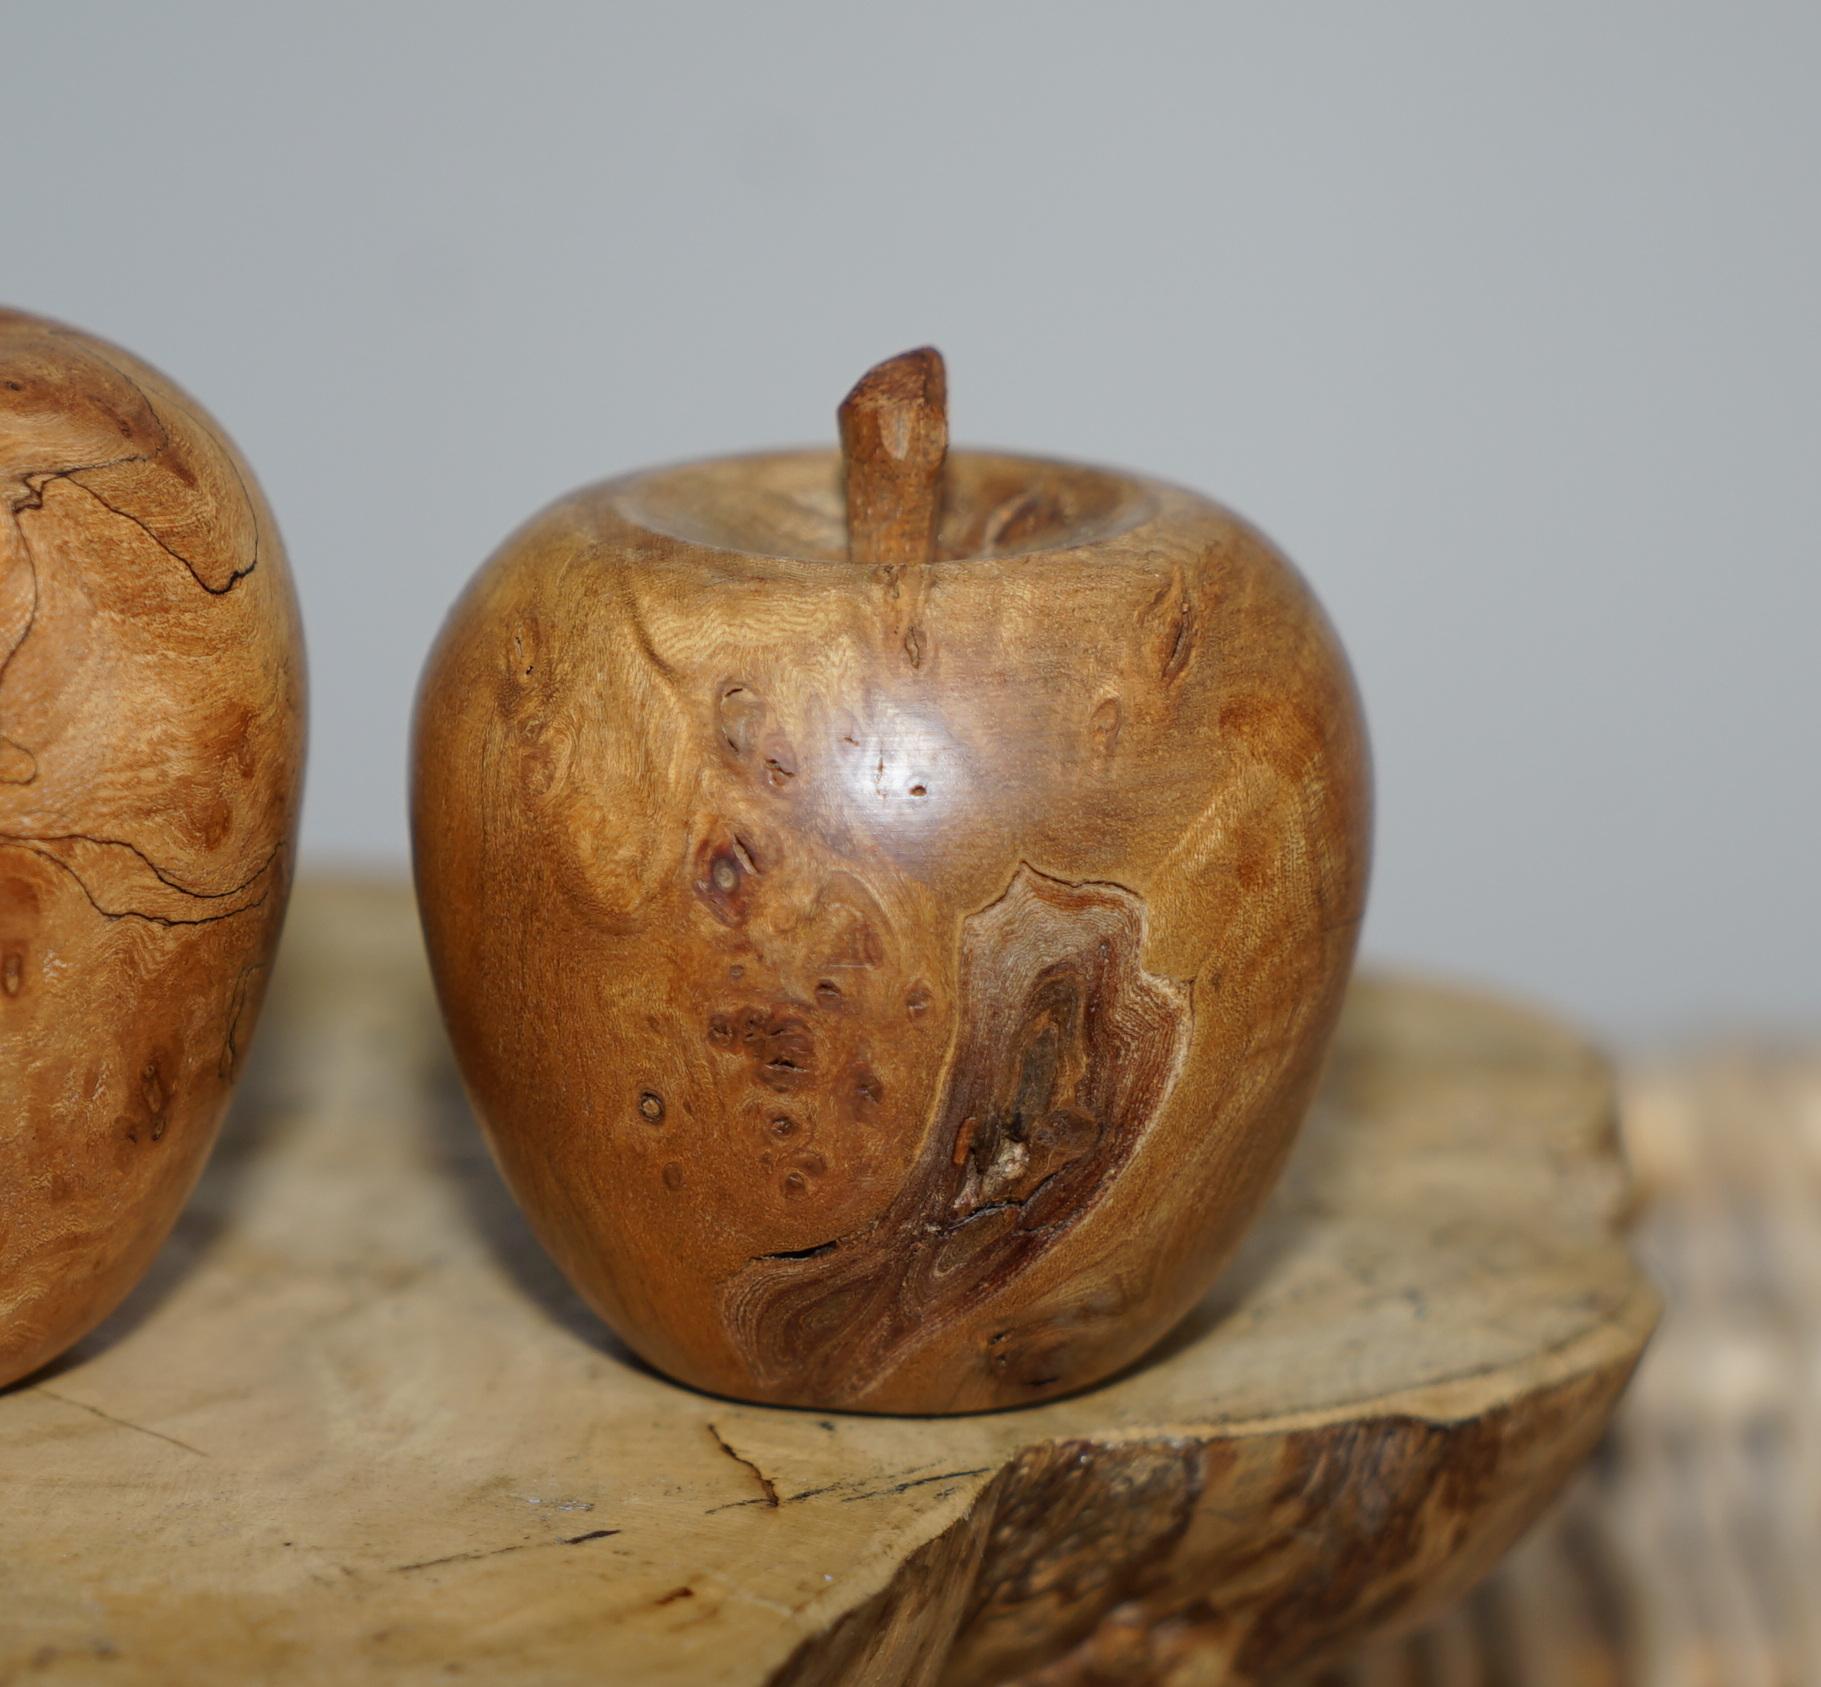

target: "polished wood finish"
[0,308,305,1388]
[0,880,1655,1685]
[838,347,948,567]
[411,353,1372,1412]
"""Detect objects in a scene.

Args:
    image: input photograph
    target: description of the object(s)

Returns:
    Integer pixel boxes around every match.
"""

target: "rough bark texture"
[0,882,1655,1685]
[410,366,1373,1412]
[0,307,305,1387]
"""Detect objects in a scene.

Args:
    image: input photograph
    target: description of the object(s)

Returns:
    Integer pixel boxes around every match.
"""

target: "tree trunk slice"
[0,880,1657,1686]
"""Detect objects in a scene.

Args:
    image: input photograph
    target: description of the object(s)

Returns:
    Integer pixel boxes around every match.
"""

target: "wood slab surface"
[0,880,1656,1685]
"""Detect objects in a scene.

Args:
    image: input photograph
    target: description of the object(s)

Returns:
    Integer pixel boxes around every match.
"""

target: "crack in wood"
[708,1422,780,1508]
[35,1387,208,1458]
[390,1528,621,1574]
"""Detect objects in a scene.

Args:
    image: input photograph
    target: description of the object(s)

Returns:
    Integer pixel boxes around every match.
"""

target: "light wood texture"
[0,308,305,1387]
[410,356,1373,1412]
[0,880,1653,1686]
[1308,1043,1821,1687]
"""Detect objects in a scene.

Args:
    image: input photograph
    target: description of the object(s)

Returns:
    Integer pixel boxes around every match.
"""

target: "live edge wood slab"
[0,881,1656,1686]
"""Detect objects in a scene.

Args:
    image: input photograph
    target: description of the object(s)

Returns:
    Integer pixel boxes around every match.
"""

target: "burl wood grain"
[411,352,1371,1412]
[0,308,305,1388]
[723,866,1192,1402]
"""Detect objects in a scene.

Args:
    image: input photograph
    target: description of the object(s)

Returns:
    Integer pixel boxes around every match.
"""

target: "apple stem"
[838,347,947,567]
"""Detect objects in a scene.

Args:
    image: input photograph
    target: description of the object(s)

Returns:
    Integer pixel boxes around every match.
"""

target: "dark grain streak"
[0,837,281,928]
[708,1422,780,1508]
[722,864,1191,1404]
[36,1387,208,1458]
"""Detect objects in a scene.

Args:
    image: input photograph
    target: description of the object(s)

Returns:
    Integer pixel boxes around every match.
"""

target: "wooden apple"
[0,308,305,1387]
[412,350,1370,1413]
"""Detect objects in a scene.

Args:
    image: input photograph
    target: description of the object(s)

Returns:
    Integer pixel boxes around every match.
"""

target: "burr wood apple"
[411,350,1370,1412]
[0,308,305,1387]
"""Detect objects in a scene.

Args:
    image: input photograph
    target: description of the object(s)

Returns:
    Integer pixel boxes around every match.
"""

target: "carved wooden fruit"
[0,308,306,1388]
[411,349,1370,1413]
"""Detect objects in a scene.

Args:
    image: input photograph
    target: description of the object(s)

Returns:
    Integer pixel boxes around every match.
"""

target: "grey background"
[5,2,1815,1043]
